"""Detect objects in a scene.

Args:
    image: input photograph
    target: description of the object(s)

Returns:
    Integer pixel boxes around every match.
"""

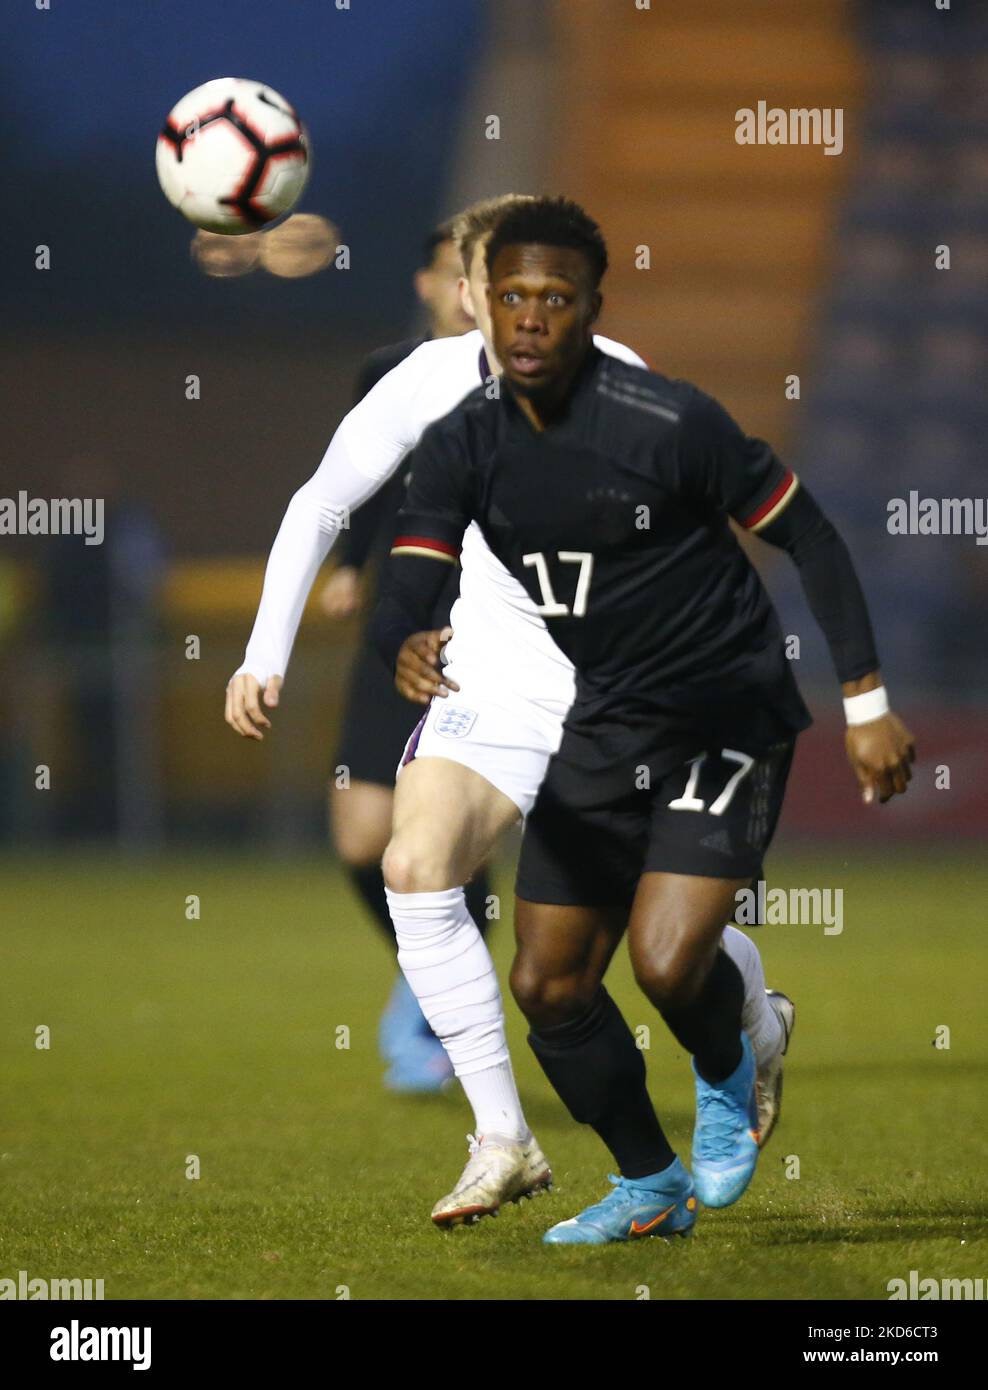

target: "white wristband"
[843,686,889,727]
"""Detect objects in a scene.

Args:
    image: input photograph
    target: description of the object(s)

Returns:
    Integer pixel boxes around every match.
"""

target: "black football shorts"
[516,739,795,907]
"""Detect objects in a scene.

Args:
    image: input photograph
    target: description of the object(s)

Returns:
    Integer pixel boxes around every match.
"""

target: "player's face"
[414,239,474,339]
[487,244,600,398]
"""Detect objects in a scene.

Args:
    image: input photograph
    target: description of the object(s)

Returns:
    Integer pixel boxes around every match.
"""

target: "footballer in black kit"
[378,345,833,903]
[374,197,915,1239]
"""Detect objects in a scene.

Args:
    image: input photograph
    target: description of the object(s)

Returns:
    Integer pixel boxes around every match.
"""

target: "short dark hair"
[421,220,455,267]
[484,196,608,287]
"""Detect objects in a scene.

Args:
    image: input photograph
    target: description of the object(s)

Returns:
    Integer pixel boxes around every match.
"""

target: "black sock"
[528,988,675,1179]
[660,949,744,1084]
[347,863,492,949]
[347,862,398,949]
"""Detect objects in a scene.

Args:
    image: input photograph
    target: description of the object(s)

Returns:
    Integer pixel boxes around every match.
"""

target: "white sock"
[460,1065,529,1143]
[721,923,782,1066]
[385,886,529,1140]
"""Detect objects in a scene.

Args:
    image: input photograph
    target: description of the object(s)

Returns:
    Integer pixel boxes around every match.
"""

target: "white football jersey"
[238,328,646,688]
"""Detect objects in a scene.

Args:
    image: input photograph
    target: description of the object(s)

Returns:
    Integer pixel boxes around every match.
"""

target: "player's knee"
[510,955,594,1030]
[381,841,418,893]
[632,945,702,1011]
[381,837,457,894]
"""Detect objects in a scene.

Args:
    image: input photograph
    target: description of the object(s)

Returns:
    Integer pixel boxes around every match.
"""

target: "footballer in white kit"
[227,199,792,1229]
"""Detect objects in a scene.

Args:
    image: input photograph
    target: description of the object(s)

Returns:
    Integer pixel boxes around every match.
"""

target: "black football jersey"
[394,346,812,768]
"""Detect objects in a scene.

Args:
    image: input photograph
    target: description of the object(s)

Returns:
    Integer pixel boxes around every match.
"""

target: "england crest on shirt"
[434,705,478,739]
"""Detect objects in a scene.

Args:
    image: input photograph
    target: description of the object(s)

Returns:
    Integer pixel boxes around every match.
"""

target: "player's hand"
[225,672,284,740]
[845,712,915,805]
[394,627,459,705]
[319,566,361,620]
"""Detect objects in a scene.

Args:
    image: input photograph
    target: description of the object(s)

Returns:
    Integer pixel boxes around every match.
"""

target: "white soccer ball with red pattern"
[156,78,310,235]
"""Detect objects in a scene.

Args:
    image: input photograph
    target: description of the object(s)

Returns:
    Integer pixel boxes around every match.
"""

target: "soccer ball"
[156,78,310,235]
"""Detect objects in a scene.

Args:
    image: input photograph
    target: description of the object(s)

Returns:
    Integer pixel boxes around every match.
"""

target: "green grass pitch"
[2,850,985,1301]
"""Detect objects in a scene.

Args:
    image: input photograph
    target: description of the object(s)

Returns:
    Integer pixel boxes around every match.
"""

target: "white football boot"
[431,1132,552,1228]
[755,989,796,1147]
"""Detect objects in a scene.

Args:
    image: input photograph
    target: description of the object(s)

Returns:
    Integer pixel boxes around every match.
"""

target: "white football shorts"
[394,524,576,815]
[396,656,573,818]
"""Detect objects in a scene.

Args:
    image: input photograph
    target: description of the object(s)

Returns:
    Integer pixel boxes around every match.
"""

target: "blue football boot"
[543,1157,697,1245]
[691,1032,760,1208]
